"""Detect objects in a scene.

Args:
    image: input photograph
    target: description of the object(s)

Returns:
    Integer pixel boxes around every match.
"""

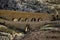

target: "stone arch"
[31,18,36,22]
[20,18,25,22]
[52,15,56,21]
[25,24,31,32]
[25,18,29,22]
[12,18,15,21]
[18,18,21,21]
[12,18,18,22]
[38,18,43,22]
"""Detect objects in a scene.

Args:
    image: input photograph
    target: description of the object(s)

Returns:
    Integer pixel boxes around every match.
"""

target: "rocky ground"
[0,20,60,40]
[21,26,60,40]
[0,0,59,13]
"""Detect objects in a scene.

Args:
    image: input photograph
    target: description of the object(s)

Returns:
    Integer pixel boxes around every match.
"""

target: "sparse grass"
[0,27,14,34]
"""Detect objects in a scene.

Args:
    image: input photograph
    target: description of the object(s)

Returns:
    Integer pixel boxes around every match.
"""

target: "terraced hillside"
[0,10,53,32]
[0,10,53,21]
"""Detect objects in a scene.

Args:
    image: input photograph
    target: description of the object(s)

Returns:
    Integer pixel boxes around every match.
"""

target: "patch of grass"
[0,27,14,34]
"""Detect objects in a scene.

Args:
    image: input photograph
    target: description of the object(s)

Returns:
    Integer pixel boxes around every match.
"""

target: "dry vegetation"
[0,10,52,21]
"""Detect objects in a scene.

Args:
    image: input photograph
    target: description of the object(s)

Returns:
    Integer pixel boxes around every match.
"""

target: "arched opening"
[46,0,49,2]
[38,18,43,22]
[12,18,18,22]
[25,18,29,22]
[31,18,36,22]
[18,18,21,21]
[52,15,56,21]
[20,18,24,22]
[25,24,31,32]
[12,18,15,21]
